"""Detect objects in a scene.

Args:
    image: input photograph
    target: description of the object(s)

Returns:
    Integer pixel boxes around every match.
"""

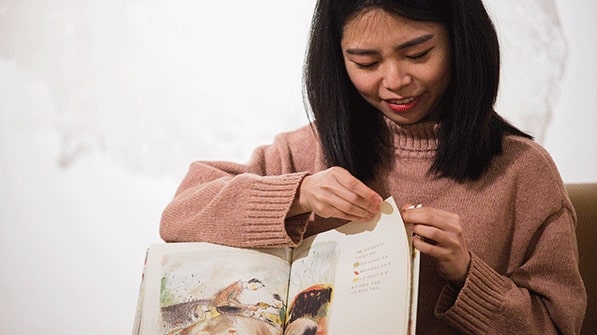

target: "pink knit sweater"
[160,121,586,334]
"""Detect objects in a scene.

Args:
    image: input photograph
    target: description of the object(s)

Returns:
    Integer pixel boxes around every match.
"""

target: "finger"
[412,235,442,255]
[333,187,381,215]
[412,231,457,261]
[313,205,375,221]
[331,172,382,212]
[312,193,378,220]
[415,234,470,282]
[412,224,441,246]
[402,207,457,231]
[412,224,467,262]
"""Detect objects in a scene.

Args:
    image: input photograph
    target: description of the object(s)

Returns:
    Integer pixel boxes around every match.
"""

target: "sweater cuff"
[244,172,310,247]
[435,253,506,334]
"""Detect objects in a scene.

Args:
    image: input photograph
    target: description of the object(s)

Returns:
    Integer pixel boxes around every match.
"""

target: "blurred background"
[0,0,595,333]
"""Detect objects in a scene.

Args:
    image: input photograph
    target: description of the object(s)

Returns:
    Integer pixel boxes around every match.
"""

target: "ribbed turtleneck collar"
[384,116,439,159]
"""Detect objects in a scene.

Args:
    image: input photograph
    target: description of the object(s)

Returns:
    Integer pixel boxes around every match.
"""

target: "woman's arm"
[160,125,384,248]
[434,207,586,335]
[160,159,311,247]
[160,128,318,248]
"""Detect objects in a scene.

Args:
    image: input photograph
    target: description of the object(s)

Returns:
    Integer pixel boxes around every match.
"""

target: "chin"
[383,112,427,126]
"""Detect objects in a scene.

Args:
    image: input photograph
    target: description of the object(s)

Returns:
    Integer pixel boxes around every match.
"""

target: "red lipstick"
[386,96,420,113]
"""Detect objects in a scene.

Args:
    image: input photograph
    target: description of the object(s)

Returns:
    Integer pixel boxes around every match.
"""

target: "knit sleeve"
[435,207,585,334]
[160,126,320,248]
[434,139,587,334]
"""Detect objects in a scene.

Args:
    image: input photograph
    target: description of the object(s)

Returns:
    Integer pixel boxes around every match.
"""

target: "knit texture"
[160,120,586,334]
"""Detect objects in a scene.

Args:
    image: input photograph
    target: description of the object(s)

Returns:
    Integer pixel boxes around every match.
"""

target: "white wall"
[543,1,597,182]
[0,1,594,334]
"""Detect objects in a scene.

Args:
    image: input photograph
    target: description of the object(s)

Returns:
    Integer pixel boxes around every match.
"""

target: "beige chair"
[566,183,597,335]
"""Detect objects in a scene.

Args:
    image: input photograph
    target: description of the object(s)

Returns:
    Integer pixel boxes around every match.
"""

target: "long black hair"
[303,0,532,182]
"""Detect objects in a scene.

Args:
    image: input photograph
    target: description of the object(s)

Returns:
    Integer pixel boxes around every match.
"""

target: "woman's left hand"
[401,204,471,283]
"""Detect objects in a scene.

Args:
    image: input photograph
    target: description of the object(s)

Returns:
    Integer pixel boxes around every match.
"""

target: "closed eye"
[354,61,378,69]
[406,47,434,60]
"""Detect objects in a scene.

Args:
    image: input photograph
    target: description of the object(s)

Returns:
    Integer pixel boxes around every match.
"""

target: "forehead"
[342,8,446,45]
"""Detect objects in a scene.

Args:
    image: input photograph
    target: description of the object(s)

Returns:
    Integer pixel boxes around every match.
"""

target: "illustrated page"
[138,243,291,335]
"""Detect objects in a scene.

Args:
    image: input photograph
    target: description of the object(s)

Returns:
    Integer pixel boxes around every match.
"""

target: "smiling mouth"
[386,96,420,113]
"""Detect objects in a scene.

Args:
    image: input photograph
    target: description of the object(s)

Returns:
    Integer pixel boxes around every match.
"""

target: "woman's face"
[341,8,451,125]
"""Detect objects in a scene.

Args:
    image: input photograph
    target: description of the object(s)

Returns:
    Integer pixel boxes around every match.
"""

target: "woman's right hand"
[289,166,383,221]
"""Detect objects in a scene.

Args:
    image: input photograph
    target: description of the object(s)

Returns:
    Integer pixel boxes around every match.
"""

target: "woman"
[160,0,586,333]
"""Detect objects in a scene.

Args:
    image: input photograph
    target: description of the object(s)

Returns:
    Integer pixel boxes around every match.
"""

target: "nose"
[382,61,412,91]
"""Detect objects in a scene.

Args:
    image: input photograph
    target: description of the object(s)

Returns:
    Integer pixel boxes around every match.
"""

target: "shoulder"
[259,123,325,172]
[496,134,570,213]
[273,123,319,145]
[270,123,321,157]
[500,135,561,182]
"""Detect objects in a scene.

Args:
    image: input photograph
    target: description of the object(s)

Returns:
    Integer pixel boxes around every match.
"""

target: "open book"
[133,197,420,335]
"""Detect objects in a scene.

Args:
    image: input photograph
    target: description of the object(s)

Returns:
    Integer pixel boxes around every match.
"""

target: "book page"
[137,243,291,335]
[286,197,418,334]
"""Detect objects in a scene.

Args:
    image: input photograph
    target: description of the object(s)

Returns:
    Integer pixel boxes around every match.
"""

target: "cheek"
[431,56,452,92]
[418,61,450,96]
[346,70,378,97]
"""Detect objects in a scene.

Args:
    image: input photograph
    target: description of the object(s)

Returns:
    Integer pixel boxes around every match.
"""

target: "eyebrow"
[345,33,435,55]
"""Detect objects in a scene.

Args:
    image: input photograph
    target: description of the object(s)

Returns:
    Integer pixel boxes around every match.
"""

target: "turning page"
[286,197,419,334]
